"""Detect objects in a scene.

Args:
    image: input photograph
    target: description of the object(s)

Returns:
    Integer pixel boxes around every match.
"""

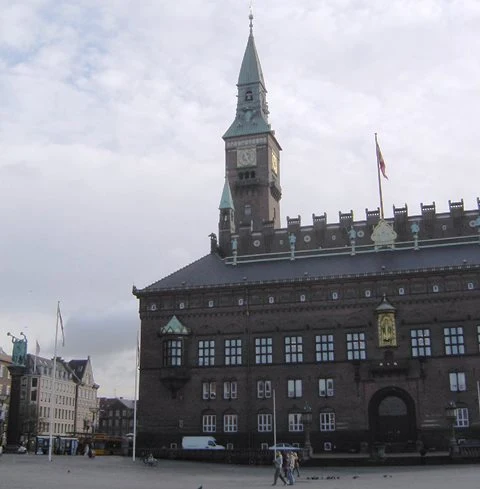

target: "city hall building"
[133,15,480,452]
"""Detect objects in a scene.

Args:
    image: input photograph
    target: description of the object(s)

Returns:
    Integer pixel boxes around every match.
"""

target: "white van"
[181,436,225,450]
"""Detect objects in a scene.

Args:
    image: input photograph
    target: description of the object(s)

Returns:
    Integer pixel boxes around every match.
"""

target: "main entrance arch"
[368,387,417,445]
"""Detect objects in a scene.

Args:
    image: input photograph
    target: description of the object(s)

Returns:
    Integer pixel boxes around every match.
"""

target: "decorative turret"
[218,177,236,256]
[222,12,282,233]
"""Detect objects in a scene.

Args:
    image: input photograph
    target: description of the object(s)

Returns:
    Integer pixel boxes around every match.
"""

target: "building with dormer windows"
[133,13,480,453]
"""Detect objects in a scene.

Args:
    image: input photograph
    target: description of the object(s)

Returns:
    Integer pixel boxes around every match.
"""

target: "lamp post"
[301,402,313,458]
[445,401,459,456]
[89,407,99,436]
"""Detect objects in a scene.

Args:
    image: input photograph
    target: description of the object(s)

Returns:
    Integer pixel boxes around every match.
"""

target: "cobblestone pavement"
[0,454,478,489]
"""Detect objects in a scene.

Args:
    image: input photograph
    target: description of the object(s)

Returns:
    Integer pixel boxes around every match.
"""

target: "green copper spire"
[219,177,235,210]
[223,11,271,139]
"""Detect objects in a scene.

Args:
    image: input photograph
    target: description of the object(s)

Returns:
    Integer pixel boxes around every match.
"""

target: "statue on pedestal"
[7,332,28,367]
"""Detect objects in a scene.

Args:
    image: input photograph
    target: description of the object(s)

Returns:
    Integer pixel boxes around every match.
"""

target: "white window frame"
[320,412,336,432]
[455,407,469,428]
[257,413,272,432]
[257,380,272,399]
[255,337,273,364]
[346,332,367,360]
[287,379,302,399]
[202,414,216,432]
[315,335,335,362]
[288,413,303,432]
[410,329,431,357]
[198,340,215,366]
[319,378,334,397]
[444,327,465,355]
[449,372,466,392]
[225,338,242,366]
[223,381,238,400]
[202,381,216,400]
[224,414,238,433]
[285,336,304,363]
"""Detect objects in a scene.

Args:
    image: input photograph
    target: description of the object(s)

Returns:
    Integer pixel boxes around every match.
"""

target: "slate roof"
[136,241,480,293]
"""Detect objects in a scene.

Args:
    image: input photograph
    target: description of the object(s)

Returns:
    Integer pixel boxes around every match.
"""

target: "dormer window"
[245,91,253,101]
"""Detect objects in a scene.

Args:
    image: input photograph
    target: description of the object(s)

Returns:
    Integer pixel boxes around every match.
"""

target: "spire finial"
[249,1,254,34]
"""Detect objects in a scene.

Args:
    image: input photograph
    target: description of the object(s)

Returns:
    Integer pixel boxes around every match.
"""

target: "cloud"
[0,0,479,397]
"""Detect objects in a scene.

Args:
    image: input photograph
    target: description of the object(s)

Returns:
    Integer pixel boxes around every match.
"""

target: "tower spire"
[249,3,254,35]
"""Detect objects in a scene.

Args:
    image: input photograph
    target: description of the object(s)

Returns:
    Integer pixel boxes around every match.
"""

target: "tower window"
[244,205,251,216]
[245,91,253,101]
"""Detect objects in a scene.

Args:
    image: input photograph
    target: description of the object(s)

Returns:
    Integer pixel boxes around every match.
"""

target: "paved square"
[0,454,478,489]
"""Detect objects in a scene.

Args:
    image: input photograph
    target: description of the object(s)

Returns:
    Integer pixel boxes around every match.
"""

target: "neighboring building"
[16,354,99,444]
[98,397,134,437]
[0,347,12,444]
[133,14,480,452]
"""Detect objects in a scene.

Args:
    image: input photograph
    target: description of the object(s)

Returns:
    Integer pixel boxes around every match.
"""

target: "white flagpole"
[48,302,60,462]
[132,330,140,462]
[375,133,385,220]
[273,389,277,448]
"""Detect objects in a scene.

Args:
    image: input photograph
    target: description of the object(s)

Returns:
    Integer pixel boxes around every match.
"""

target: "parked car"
[269,443,297,451]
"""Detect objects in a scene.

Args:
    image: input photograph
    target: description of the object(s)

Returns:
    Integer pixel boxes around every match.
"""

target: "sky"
[0,0,479,398]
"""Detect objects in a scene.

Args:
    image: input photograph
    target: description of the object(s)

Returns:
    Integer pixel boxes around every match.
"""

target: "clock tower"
[222,12,282,236]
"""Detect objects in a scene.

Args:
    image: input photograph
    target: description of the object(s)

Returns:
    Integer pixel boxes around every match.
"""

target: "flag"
[57,302,65,346]
[376,136,388,179]
[35,340,40,355]
[34,340,40,373]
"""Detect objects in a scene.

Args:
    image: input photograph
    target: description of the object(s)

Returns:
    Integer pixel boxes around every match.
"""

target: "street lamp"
[301,402,313,457]
[89,407,99,436]
[445,401,459,455]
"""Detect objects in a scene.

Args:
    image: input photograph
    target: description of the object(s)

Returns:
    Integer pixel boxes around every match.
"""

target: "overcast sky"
[1,0,479,398]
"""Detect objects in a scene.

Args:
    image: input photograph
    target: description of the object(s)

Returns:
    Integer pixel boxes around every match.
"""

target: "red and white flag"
[376,137,388,179]
[57,302,65,346]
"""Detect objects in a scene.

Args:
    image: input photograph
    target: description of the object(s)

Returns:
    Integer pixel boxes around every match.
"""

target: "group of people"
[273,451,300,486]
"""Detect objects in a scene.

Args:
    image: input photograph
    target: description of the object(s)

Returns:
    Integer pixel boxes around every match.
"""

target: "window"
[477,326,480,352]
[202,382,216,400]
[255,337,273,364]
[223,381,237,400]
[399,287,405,295]
[444,327,465,355]
[224,414,238,432]
[332,292,338,300]
[285,336,303,363]
[257,380,272,399]
[268,296,275,304]
[346,332,366,360]
[208,300,214,308]
[432,285,439,293]
[300,294,306,302]
[410,329,431,357]
[320,412,336,432]
[288,413,303,432]
[202,414,216,432]
[315,335,334,362]
[455,407,469,428]
[319,378,334,397]
[287,379,302,398]
[225,339,242,366]
[198,340,215,366]
[257,413,272,432]
[365,290,371,298]
[163,339,182,366]
[467,282,474,290]
[449,372,466,392]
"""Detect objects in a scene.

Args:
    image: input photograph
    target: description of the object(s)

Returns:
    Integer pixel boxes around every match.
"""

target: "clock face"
[237,148,256,167]
[271,151,278,175]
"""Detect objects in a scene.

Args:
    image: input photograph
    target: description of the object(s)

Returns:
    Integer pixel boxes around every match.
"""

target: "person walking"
[293,452,300,478]
[286,452,295,485]
[272,451,287,486]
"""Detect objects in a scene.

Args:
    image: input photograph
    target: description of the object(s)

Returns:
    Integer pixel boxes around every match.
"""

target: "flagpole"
[48,302,60,462]
[375,133,385,219]
[132,331,140,462]
[273,389,277,448]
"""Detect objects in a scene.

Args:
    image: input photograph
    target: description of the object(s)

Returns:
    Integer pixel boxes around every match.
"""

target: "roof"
[136,242,480,293]
[219,178,234,210]
[237,30,265,87]
[68,359,88,380]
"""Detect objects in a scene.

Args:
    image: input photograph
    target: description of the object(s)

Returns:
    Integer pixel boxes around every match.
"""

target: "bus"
[92,434,126,456]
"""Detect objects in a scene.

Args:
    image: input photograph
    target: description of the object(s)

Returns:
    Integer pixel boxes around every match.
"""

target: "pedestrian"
[272,451,287,486]
[286,452,295,485]
[293,452,300,477]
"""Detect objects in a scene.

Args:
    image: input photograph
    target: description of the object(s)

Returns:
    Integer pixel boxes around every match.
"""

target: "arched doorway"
[368,387,416,446]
